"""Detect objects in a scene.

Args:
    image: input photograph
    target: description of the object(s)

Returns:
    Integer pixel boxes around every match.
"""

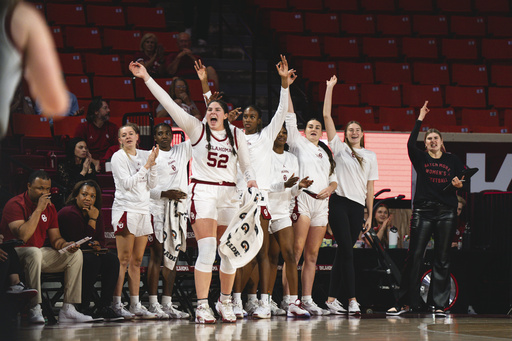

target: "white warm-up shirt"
[111,149,157,214]
[149,140,192,216]
[269,151,301,219]
[145,77,255,184]
[329,137,379,206]
[285,113,337,195]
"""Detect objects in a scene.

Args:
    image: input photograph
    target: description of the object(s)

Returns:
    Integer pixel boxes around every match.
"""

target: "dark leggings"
[399,201,457,309]
[82,251,120,308]
[328,194,365,299]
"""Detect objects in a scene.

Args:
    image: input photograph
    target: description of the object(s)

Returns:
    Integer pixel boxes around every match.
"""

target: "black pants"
[328,194,365,300]
[399,201,457,310]
[82,251,120,308]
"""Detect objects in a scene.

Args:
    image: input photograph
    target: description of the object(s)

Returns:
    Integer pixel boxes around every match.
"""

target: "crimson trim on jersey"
[189,183,197,224]
[233,127,239,149]
[190,179,236,187]
[191,125,205,147]
[114,211,128,235]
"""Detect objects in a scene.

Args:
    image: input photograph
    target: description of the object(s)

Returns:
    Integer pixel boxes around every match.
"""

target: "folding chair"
[361,84,402,107]
[323,37,359,59]
[488,87,512,108]
[402,37,439,60]
[412,15,448,36]
[451,64,488,86]
[445,86,487,108]
[450,16,486,37]
[340,14,375,35]
[59,53,84,75]
[46,3,86,26]
[376,15,412,36]
[374,62,411,84]
[413,62,450,85]
[442,39,478,61]
[65,26,102,50]
[337,62,374,84]
[402,84,444,107]
[103,29,142,52]
[304,13,339,35]
[93,76,135,100]
[84,54,123,76]
[86,5,126,27]
[125,7,166,29]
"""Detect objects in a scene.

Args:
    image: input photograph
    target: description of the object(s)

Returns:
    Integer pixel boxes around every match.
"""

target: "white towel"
[163,199,188,270]
[218,188,263,269]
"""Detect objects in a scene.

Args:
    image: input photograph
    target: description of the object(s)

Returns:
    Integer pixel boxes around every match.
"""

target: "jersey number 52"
[206,152,229,169]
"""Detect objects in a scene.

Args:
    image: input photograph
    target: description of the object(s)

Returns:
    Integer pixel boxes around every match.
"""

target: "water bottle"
[389,226,398,249]
[49,151,57,169]
[457,236,463,250]
[462,222,471,250]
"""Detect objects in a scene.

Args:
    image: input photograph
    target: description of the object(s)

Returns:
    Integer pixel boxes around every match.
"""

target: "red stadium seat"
[503,110,512,129]
[402,84,444,107]
[84,54,123,76]
[281,35,321,57]
[340,14,375,35]
[475,0,509,13]
[422,124,469,133]
[398,0,434,13]
[378,107,416,131]
[490,65,512,86]
[302,61,337,82]
[488,87,512,108]
[10,155,48,170]
[442,39,478,61]
[471,126,509,133]
[363,38,398,59]
[451,64,488,86]
[436,0,472,13]
[59,53,84,75]
[482,39,512,60]
[402,38,439,60]
[46,3,86,26]
[86,5,126,27]
[375,62,411,84]
[125,7,166,29]
[333,106,375,127]
[422,107,457,126]
[318,83,360,106]
[413,63,450,85]
[361,0,396,12]
[461,109,500,128]
[93,76,135,100]
[135,78,170,100]
[412,15,448,36]
[53,116,87,137]
[324,0,358,11]
[376,15,412,36]
[109,101,151,117]
[445,86,486,108]
[151,31,180,53]
[364,122,393,131]
[96,174,115,190]
[288,0,323,11]
[322,37,359,59]
[305,13,339,35]
[337,62,374,84]
[268,11,304,33]
[11,115,52,137]
[65,75,92,99]
[103,29,142,52]
[450,16,486,37]
[487,17,512,38]
[361,84,402,107]
[186,79,209,102]
[65,27,102,50]
[50,26,64,49]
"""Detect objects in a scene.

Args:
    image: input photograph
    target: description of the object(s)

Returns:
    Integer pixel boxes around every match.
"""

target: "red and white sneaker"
[195,302,216,324]
[215,298,237,323]
[287,300,311,318]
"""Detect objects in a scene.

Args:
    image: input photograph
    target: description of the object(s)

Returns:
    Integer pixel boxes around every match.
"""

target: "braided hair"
[205,100,237,156]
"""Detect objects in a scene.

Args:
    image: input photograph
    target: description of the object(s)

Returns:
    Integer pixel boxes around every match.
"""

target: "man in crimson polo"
[0,170,95,324]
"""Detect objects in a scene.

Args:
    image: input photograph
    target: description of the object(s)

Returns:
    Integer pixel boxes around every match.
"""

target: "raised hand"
[129,61,150,82]
[228,107,242,123]
[284,173,299,188]
[276,54,289,88]
[419,100,430,121]
[288,69,297,86]
[145,145,159,169]
[206,91,223,106]
[326,75,337,88]
[194,60,208,82]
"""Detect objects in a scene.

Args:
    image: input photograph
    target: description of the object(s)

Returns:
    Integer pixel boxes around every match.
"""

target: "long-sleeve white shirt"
[268,150,301,219]
[111,149,157,214]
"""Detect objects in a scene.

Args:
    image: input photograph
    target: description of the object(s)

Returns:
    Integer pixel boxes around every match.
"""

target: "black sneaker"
[434,309,447,318]
[94,306,124,322]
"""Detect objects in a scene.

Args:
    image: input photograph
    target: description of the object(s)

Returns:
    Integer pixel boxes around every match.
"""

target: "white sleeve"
[290,183,301,197]
[269,181,285,193]
[111,152,150,191]
[235,129,256,183]
[369,152,379,181]
[262,87,289,141]
[148,166,158,189]
[329,170,337,185]
[329,135,349,155]
[149,187,161,200]
[203,90,212,107]
[284,112,300,146]
[145,77,203,141]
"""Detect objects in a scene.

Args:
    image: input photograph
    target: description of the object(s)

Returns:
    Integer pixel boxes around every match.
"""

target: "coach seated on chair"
[58,180,122,321]
[0,170,95,324]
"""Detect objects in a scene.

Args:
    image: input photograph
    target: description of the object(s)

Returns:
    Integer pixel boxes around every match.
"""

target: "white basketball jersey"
[269,151,300,219]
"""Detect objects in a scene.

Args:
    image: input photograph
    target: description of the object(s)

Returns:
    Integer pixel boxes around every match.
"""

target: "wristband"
[89,217,97,221]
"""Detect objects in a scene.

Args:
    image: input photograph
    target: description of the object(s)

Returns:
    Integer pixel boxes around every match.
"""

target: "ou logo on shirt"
[41,214,47,222]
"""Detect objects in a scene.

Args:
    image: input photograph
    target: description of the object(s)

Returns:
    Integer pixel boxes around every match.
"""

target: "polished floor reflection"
[12,314,512,341]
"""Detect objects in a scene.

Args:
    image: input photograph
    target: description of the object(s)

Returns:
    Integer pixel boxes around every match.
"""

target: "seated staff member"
[58,180,122,321]
[0,170,93,324]
[130,61,257,324]
[147,123,191,319]
[110,123,160,320]
[267,125,312,317]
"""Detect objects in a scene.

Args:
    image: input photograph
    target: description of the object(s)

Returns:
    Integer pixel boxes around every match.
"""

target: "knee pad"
[195,237,217,273]
[219,253,236,275]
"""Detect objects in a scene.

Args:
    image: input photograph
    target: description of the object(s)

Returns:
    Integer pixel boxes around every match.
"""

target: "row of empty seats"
[301,60,512,86]
[281,35,512,60]
[252,0,509,14]
[34,3,166,29]
[265,12,512,38]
